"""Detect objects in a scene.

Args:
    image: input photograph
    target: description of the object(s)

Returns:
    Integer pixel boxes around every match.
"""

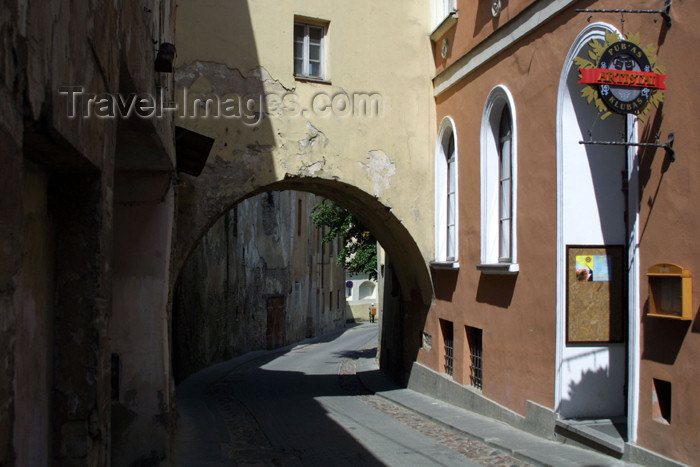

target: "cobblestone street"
[338,355,532,467]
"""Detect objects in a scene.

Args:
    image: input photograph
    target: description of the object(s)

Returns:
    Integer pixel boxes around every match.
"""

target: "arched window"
[433,117,459,266]
[479,86,518,273]
[498,106,513,262]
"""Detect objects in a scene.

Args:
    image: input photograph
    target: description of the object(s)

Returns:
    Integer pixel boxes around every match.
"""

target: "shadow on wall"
[432,268,458,302]
[558,345,626,420]
[559,366,624,422]
[636,104,675,244]
[476,273,517,308]
[692,307,700,334]
[474,0,509,34]
[642,298,691,364]
[171,0,277,384]
[172,0,278,279]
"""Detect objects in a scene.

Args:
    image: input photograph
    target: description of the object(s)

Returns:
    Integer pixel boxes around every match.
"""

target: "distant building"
[345,271,378,322]
[173,191,346,382]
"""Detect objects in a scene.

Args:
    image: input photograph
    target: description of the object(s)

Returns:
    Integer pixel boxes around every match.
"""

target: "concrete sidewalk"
[355,356,639,467]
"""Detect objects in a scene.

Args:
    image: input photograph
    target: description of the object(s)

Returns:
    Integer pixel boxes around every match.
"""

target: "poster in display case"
[566,245,624,343]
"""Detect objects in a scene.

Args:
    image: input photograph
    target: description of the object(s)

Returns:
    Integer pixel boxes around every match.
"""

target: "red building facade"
[420,1,699,464]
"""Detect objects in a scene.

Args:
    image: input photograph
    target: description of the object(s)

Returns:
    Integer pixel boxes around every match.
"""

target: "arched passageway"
[172,179,433,385]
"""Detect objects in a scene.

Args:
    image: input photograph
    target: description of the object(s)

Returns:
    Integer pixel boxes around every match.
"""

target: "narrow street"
[173,323,532,466]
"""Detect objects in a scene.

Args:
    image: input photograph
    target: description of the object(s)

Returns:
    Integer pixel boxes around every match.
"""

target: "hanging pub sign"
[576,31,667,120]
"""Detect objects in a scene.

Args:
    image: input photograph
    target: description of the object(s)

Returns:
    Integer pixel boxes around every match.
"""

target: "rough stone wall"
[0,0,177,464]
[173,191,346,382]
[0,86,23,467]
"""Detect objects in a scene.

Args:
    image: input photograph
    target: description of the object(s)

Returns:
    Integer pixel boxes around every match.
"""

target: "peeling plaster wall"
[0,0,177,464]
[173,191,346,382]
[173,0,436,305]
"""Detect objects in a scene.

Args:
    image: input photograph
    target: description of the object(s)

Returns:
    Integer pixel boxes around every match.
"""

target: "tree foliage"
[311,202,377,279]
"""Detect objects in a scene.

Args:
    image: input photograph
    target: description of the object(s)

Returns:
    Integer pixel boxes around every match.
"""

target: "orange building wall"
[425,1,700,464]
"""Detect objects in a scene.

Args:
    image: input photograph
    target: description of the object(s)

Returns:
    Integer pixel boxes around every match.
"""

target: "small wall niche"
[647,263,692,320]
[652,378,672,425]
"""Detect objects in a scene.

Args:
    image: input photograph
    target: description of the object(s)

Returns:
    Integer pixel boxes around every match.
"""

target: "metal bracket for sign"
[579,133,675,162]
[576,0,672,26]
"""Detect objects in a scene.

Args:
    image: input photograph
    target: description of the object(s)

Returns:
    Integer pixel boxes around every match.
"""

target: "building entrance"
[556,25,637,426]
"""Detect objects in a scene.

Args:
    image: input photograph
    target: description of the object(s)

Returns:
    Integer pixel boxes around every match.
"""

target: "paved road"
[174,324,532,466]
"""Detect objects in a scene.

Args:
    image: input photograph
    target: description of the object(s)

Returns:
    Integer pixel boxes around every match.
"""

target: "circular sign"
[597,41,652,115]
[346,281,353,288]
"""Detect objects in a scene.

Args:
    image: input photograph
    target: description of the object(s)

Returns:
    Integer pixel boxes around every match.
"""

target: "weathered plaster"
[173,191,345,382]
[174,0,436,310]
[361,150,396,198]
[1,0,177,464]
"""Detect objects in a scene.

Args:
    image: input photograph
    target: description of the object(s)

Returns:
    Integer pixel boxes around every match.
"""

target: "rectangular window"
[440,319,454,377]
[466,326,483,390]
[294,21,325,79]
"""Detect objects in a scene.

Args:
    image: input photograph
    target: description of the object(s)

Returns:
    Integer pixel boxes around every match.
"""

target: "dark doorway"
[267,297,286,349]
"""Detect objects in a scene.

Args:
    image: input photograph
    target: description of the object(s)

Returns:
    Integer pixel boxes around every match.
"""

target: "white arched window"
[433,117,459,268]
[479,86,518,274]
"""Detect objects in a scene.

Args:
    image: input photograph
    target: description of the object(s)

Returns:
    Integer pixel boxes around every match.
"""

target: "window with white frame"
[294,21,326,80]
[433,117,458,266]
[498,107,513,262]
[479,86,517,273]
[432,0,457,30]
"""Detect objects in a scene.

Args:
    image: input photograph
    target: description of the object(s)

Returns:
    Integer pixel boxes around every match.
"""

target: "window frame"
[498,107,513,263]
[294,20,327,80]
[478,86,518,274]
[431,0,457,31]
[432,116,459,269]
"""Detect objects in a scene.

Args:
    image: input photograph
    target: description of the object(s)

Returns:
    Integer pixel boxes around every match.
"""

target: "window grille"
[440,319,454,376]
[466,326,483,390]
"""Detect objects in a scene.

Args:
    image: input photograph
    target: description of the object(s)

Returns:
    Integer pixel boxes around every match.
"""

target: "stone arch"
[172,175,434,383]
[173,176,432,308]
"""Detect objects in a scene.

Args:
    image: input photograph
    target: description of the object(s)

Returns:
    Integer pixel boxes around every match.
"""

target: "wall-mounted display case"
[647,263,692,320]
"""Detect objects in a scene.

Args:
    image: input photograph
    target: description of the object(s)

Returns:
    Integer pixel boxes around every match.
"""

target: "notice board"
[566,245,624,343]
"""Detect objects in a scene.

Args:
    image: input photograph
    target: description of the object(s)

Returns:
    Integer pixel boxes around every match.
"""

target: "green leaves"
[311,202,378,279]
